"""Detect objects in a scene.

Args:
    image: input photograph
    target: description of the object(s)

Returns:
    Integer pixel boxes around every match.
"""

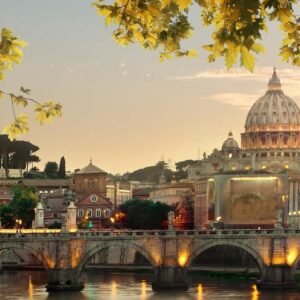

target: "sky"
[1,0,300,174]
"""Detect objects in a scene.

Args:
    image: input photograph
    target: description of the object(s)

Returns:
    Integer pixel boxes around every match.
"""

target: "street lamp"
[15,219,22,231]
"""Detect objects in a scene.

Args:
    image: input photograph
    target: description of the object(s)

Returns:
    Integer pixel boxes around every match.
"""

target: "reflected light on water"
[28,275,33,299]
[197,283,203,300]
[251,284,260,300]
[141,280,147,300]
[111,281,117,295]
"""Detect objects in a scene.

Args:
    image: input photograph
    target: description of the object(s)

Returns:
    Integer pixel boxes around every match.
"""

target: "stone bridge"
[1,228,300,291]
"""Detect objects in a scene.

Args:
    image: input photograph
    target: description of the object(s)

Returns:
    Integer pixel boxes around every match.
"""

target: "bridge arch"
[187,239,265,273]
[75,240,156,279]
[0,242,49,269]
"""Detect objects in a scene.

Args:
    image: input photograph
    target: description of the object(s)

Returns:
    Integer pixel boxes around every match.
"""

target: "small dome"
[77,159,107,175]
[245,68,300,131]
[222,131,239,151]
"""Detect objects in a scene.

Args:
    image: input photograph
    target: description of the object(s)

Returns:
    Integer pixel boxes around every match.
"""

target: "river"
[0,270,300,300]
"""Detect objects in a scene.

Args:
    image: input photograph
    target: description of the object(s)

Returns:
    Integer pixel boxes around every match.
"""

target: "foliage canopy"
[0,186,38,228]
[93,0,300,70]
[119,198,171,229]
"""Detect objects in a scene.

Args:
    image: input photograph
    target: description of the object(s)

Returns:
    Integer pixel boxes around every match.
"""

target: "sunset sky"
[2,0,300,174]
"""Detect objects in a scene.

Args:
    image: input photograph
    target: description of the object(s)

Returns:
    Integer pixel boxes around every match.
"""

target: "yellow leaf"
[134,31,145,43]
[176,0,192,10]
[97,7,111,17]
[187,49,198,58]
[35,110,48,125]
[240,46,255,72]
[277,8,292,22]
[160,52,172,62]
[161,0,172,8]
[148,4,160,16]
[225,44,239,68]
[251,43,265,54]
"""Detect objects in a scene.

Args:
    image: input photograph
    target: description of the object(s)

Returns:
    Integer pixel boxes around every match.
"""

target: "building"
[73,160,113,228]
[150,172,194,206]
[106,180,132,209]
[190,69,300,229]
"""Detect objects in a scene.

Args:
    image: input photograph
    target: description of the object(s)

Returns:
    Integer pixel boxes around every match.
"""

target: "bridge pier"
[258,264,297,289]
[152,266,188,291]
[46,268,84,291]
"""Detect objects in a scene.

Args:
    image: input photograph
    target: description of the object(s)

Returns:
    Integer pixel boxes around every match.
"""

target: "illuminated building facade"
[190,69,300,229]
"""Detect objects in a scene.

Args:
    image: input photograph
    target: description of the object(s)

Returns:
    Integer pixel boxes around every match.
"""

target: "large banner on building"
[229,177,278,224]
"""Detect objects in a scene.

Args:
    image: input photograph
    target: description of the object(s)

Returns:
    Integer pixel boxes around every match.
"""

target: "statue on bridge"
[168,211,175,230]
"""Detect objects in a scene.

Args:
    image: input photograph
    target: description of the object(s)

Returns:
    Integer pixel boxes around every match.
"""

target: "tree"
[119,198,171,229]
[93,0,300,71]
[0,135,15,178]
[10,140,40,176]
[0,28,62,140]
[128,160,172,183]
[44,161,59,179]
[58,156,66,178]
[174,159,195,180]
[0,186,38,228]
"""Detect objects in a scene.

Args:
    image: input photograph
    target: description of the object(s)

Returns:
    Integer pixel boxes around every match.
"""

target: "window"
[87,209,92,217]
[104,209,110,217]
[78,209,84,218]
[90,195,98,202]
[96,208,101,217]
[88,180,95,189]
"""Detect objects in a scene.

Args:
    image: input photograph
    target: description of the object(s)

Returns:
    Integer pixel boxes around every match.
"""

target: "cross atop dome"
[268,67,281,91]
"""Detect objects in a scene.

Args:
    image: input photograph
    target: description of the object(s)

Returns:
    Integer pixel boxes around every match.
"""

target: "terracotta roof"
[77,161,107,175]
[132,188,154,196]
[155,182,194,191]
[21,179,70,187]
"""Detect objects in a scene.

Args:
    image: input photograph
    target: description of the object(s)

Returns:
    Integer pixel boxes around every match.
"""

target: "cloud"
[169,66,300,101]
[200,92,262,110]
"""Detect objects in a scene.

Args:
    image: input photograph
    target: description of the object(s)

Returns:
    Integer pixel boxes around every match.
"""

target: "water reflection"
[28,275,33,299]
[0,270,299,300]
[251,284,260,300]
[141,280,147,300]
[197,283,203,300]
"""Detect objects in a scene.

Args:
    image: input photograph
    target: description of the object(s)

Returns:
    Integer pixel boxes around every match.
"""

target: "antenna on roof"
[90,158,92,164]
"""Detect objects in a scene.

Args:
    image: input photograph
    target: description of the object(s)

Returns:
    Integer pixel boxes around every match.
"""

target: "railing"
[0,228,300,240]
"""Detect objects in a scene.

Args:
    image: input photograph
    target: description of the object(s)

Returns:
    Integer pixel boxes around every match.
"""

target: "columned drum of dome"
[241,69,300,150]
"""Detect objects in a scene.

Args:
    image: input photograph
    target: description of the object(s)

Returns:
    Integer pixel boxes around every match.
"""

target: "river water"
[0,270,300,300]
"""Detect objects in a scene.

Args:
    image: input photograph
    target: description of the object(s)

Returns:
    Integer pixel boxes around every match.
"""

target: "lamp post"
[15,219,22,232]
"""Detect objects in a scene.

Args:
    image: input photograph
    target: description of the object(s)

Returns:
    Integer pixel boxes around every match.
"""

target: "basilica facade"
[190,69,300,229]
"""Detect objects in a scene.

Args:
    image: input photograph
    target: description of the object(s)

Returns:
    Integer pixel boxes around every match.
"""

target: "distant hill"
[111,160,196,184]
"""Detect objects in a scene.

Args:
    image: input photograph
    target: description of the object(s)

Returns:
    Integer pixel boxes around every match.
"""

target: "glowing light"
[0,229,61,234]
[111,281,117,295]
[245,166,250,170]
[110,217,115,223]
[261,165,266,169]
[251,284,259,300]
[287,248,298,266]
[28,275,33,299]
[272,256,286,265]
[231,177,278,181]
[231,166,236,170]
[197,283,203,300]
[141,280,147,299]
[216,216,222,222]
[284,164,290,169]
[178,252,188,267]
